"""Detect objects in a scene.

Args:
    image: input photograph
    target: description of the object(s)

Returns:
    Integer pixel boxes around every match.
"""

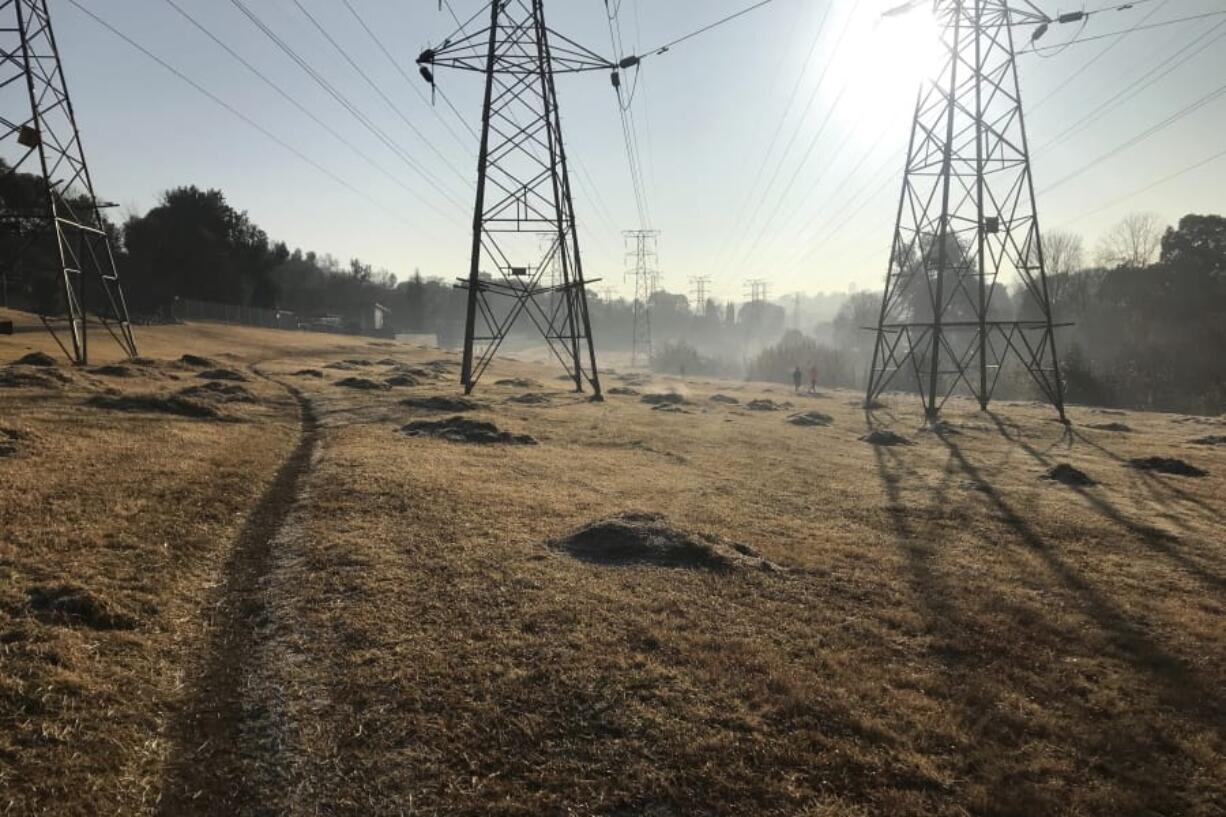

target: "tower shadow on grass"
[932,422,1223,727]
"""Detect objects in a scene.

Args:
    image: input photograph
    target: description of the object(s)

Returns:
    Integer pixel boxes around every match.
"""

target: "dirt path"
[156,369,319,816]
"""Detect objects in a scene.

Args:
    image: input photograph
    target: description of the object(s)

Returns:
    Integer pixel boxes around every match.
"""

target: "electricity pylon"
[866,0,1066,420]
[624,229,658,368]
[418,0,607,396]
[1,0,137,363]
[689,275,709,313]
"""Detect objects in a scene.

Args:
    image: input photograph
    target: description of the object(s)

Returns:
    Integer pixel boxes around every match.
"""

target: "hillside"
[1,315,1223,816]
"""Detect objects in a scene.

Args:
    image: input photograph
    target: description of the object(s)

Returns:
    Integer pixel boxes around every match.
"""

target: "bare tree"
[1095,212,1164,268]
[1043,230,1084,277]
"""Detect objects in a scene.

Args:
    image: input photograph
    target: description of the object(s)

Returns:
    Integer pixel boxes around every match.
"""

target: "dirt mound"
[26,584,137,630]
[607,386,639,396]
[426,359,459,370]
[616,374,651,386]
[177,382,255,403]
[1041,463,1096,486]
[1086,422,1131,432]
[508,392,551,405]
[1172,415,1225,426]
[860,430,913,446]
[177,353,217,368]
[1189,435,1226,446]
[90,364,138,378]
[384,373,421,387]
[0,365,71,389]
[402,395,483,412]
[641,392,687,406]
[0,427,21,457]
[324,361,356,371]
[376,358,399,366]
[709,394,739,404]
[788,411,833,427]
[85,393,219,419]
[400,416,536,445]
[336,376,389,391]
[392,365,434,378]
[13,351,57,367]
[1127,457,1207,477]
[652,404,688,413]
[291,368,324,377]
[197,368,247,382]
[494,377,541,388]
[552,512,778,572]
[747,399,789,411]
[344,358,374,367]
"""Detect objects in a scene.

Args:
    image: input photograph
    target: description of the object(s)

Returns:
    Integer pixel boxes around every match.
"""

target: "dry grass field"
[1,310,1223,816]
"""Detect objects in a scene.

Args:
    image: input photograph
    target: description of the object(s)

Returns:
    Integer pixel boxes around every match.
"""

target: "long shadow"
[984,412,1226,592]
[1067,425,1219,520]
[935,429,1222,725]
[867,417,1025,763]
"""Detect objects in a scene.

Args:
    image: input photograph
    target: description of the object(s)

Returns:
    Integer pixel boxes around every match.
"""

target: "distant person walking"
[792,366,802,393]
[809,364,818,393]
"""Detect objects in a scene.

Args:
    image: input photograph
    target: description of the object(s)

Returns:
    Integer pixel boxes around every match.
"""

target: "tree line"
[3,166,1220,414]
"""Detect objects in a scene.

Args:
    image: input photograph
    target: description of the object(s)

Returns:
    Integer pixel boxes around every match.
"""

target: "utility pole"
[1,0,137,363]
[624,229,659,368]
[866,0,1066,420]
[418,0,607,396]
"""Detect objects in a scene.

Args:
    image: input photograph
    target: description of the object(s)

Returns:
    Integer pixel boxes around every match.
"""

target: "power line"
[156,0,452,224]
[638,0,783,59]
[287,0,470,188]
[1036,19,1226,153]
[1041,78,1226,194]
[226,0,468,214]
[715,1,860,283]
[1063,145,1226,225]
[708,0,836,287]
[1027,0,1168,110]
[605,1,651,228]
[64,0,416,229]
[1018,9,1226,54]
[337,0,476,150]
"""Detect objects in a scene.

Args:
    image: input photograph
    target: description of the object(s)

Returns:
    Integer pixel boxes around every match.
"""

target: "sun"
[826,2,944,132]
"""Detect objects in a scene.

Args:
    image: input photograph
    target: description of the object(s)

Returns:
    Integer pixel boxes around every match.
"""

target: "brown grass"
[2,309,1224,815]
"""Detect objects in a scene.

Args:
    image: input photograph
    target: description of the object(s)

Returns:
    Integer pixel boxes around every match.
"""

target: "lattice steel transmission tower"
[866,0,1066,420]
[689,275,709,314]
[418,0,608,396]
[624,229,658,368]
[1,0,136,363]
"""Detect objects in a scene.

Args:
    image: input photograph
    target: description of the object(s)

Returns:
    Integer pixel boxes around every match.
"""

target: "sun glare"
[828,3,943,130]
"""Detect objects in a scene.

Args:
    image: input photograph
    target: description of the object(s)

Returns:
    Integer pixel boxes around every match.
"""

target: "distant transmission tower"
[744,279,768,303]
[1,0,137,363]
[866,0,1066,420]
[689,275,710,313]
[418,0,606,396]
[624,229,659,367]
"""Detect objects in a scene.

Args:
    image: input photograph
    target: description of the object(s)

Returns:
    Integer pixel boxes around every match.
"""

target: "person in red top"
[808,364,818,393]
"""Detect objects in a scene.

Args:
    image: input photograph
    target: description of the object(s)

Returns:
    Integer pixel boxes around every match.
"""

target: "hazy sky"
[48,0,1226,301]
